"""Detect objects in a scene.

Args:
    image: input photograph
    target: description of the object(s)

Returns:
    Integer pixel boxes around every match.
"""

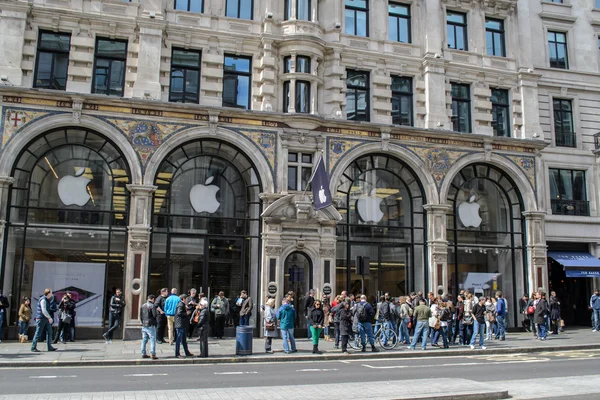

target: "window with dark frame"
[223,55,252,109]
[226,0,253,19]
[283,81,311,113]
[346,69,370,122]
[548,31,568,69]
[485,18,505,57]
[491,88,510,137]
[553,98,575,147]
[285,0,311,20]
[169,48,201,104]
[345,0,369,37]
[388,2,411,43]
[447,11,467,51]
[92,38,128,97]
[34,31,71,91]
[549,168,588,216]
[287,152,313,191]
[391,76,413,126]
[175,0,203,13]
[548,0,563,3]
[451,83,471,133]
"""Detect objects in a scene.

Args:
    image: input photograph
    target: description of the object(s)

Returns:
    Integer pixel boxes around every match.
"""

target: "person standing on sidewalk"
[519,294,530,332]
[277,299,297,354]
[174,294,194,358]
[408,300,431,351]
[211,291,229,339]
[54,292,75,344]
[549,291,561,335]
[155,288,168,344]
[310,300,325,354]
[495,291,507,341]
[263,298,277,354]
[103,288,125,344]
[31,288,56,352]
[238,290,253,326]
[590,289,600,332]
[187,289,199,339]
[470,297,487,350]
[18,297,32,343]
[356,295,379,353]
[140,294,158,360]
[322,295,333,342]
[398,296,412,345]
[331,295,343,349]
[304,289,315,339]
[535,291,550,340]
[163,288,179,345]
[339,299,353,354]
[379,293,394,347]
[0,290,8,343]
[528,293,538,337]
[197,299,210,357]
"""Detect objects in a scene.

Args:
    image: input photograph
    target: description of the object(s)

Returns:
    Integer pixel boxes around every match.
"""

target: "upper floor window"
[169,48,201,104]
[548,0,563,3]
[284,56,311,74]
[92,38,127,97]
[34,31,71,91]
[346,69,369,121]
[287,152,313,191]
[285,0,311,21]
[447,11,467,51]
[226,0,252,20]
[223,55,251,109]
[451,83,471,133]
[553,98,575,147]
[491,88,510,137]
[596,0,600,8]
[175,0,203,12]
[283,81,311,114]
[549,168,588,216]
[345,0,368,37]
[388,3,411,43]
[391,76,413,126]
[548,31,568,69]
[485,18,505,57]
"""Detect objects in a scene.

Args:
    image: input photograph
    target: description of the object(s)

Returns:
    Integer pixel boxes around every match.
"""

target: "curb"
[391,390,509,400]
[1,343,599,369]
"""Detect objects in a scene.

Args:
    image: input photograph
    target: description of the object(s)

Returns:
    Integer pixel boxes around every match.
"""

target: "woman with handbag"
[485,297,496,341]
[310,300,325,354]
[322,295,333,342]
[53,292,75,344]
[18,297,32,343]
[339,300,353,354]
[263,298,277,353]
[527,293,538,337]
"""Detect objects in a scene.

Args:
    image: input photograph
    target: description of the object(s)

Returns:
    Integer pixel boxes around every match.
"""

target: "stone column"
[132,22,164,100]
[123,184,156,340]
[0,177,14,297]
[523,211,547,294]
[424,204,451,296]
[0,2,28,86]
[423,59,450,130]
[517,70,543,140]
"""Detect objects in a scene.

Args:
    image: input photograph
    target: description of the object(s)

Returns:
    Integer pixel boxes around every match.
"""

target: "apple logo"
[189,176,220,214]
[57,167,91,207]
[318,185,327,204]
[458,195,482,228]
[356,189,384,223]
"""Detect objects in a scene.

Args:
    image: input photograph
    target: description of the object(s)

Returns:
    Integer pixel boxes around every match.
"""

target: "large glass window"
[92,38,128,97]
[335,154,426,302]
[175,0,203,12]
[491,88,510,137]
[345,0,368,37]
[226,0,252,19]
[283,81,310,113]
[447,11,467,51]
[549,169,588,216]
[287,152,313,191]
[4,128,131,327]
[451,83,471,133]
[169,48,201,103]
[285,0,311,20]
[548,31,568,69]
[346,69,369,121]
[388,3,411,43]
[34,31,71,90]
[391,76,413,126]
[223,55,251,109]
[485,18,505,57]
[553,98,575,147]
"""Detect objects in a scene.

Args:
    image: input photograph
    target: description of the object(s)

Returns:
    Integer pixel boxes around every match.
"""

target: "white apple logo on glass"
[458,195,482,228]
[356,189,384,223]
[190,176,220,213]
[318,185,327,204]
[58,167,91,207]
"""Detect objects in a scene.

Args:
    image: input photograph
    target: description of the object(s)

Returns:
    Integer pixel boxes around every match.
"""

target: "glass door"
[168,235,205,294]
[379,246,409,297]
[283,252,312,329]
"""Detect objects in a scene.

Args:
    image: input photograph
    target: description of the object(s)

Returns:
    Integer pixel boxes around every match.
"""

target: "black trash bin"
[236,325,253,355]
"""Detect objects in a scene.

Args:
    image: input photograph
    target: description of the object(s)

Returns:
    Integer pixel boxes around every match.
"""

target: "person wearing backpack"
[495,291,507,341]
[356,295,379,352]
[378,293,394,347]
[462,292,474,345]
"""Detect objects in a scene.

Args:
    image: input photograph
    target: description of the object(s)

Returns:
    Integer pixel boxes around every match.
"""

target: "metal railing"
[594,132,600,150]
[551,199,590,216]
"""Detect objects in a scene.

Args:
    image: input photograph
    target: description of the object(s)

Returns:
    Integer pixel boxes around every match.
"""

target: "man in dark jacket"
[140,294,158,359]
[103,288,125,344]
[197,299,210,357]
[174,294,193,358]
[356,295,379,352]
[304,289,315,339]
[379,293,394,346]
[31,288,57,352]
[535,292,550,340]
[0,290,8,343]
[238,290,253,326]
[469,297,486,350]
[154,288,168,343]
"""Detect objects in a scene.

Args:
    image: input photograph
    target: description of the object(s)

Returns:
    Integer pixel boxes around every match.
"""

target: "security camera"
[334,22,341,29]
[434,53,443,59]
[266,11,273,19]
[149,11,156,18]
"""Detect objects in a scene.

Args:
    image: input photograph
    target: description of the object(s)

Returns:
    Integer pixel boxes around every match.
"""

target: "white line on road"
[214,371,258,375]
[30,375,77,379]
[297,368,339,372]
[361,359,547,369]
[124,373,169,377]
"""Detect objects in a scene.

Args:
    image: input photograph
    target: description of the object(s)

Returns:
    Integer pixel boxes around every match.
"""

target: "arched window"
[3,127,131,327]
[335,154,426,301]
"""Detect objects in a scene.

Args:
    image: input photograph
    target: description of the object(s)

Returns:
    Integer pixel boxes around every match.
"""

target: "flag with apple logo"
[311,156,332,210]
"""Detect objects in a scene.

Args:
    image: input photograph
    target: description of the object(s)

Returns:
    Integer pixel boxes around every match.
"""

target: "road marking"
[30,375,77,379]
[297,368,338,372]
[214,371,258,375]
[362,359,545,369]
[124,373,169,377]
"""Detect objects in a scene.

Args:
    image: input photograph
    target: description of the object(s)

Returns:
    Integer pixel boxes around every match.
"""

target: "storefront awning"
[548,251,600,278]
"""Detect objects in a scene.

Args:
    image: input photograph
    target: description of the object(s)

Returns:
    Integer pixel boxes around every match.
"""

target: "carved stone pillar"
[123,184,156,340]
[523,211,547,294]
[424,204,451,296]
[0,177,15,295]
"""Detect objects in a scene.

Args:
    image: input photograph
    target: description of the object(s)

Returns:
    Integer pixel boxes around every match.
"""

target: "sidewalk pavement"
[1,327,598,368]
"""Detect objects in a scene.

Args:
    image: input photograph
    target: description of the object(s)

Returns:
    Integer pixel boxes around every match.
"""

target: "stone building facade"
[0,0,598,337]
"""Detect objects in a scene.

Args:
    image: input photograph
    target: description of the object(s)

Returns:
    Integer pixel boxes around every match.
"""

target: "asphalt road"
[3,349,600,395]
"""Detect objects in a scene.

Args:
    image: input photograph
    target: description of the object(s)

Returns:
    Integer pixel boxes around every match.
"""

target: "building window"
[175,0,203,12]
[285,0,311,20]
[485,18,505,57]
[345,0,368,37]
[553,98,575,147]
[549,169,588,216]
[596,0,600,8]
[548,31,568,69]
[287,152,313,191]
[451,83,471,133]
[284,56,311,73]
[491,88,510,137]
[388,3,411,43]
[223,55,251,109]
[169,48,201,104]
[92,38,128,97]
[34,31,71,90]
[548,0,563,3]
[346,69,369,121]
[447,11,467,51]
[391,76,413,126]
[283,81,311,113]
[226,0,252,19]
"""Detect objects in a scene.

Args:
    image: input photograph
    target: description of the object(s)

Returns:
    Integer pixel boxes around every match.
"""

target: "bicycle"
[348,321,398,350]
